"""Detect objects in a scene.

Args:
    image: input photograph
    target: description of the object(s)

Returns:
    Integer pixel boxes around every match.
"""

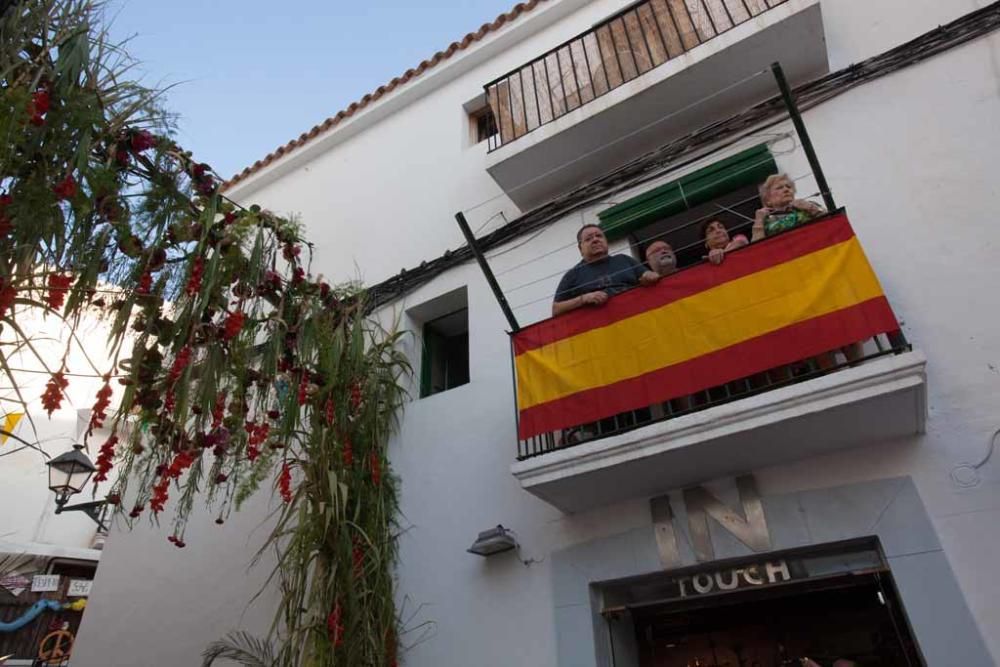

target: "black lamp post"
[46,444,107,530]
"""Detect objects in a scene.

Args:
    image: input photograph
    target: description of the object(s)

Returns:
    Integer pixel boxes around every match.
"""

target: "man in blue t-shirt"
[552,224,660,317]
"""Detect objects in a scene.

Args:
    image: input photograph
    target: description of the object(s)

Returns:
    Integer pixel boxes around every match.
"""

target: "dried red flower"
[278,462,293,503]
[136,270,152,295]
[327,601,344,647]
[130,129,157,152]
[0,280,17,320]
[324,398,335,426]
[93,434,118,485]
[46,273,73,310]
[167,345,192,384]
[106,493,120,506]
[52,174,77,200]
[41,371,69,416]
[31,89,50,115]
[369,451,381,486]
[297,374,309,406]
[150,477,170,514]
[342,436,354,467]
[185,256,204,296]
[211,393,226,428]
[349,381,363,414]
[222,310,245,340]
[88,379,113,434]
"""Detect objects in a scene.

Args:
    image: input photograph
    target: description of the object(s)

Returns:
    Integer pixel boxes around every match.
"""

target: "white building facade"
[74,1,1000,665]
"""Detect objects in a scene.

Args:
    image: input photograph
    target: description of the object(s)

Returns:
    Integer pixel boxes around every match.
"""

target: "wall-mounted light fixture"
[45,444,107,530]
[467,525,518,557]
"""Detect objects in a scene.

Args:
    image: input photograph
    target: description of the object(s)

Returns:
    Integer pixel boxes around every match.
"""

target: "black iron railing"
[517,335,911,460]
[484,0,791,151]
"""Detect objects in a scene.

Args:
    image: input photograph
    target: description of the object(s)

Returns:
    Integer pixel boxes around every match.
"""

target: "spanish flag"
[512,213,899,440]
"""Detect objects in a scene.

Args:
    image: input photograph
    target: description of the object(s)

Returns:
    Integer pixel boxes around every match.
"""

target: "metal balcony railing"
[484,0,791,151]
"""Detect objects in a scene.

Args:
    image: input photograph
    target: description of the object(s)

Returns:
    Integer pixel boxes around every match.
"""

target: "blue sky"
[108,0,517,179]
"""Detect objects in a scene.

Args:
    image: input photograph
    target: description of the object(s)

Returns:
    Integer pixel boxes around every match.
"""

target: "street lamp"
[466,525,518,557]
[46,444,107,529]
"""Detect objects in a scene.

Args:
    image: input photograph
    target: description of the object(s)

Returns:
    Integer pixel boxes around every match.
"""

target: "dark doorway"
[627,572,923,667]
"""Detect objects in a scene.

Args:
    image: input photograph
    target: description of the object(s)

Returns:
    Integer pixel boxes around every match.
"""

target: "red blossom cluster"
[211,393,226,428]
[41,371,69,416]
[349,381,363,415]
[222,310,245,340]
[45,272,73,311]
[297,374,309,406]
[369,451,381,486]
[247,421,270,447]
[185,256,204,296]
[167,534,186,548]
[0,278,17,320]
[52,174,76,200]
[27,88,50,125]
[278,462,293,503]
[189,162,216,196]
[130,129,157,152]
[93,434,118,485]
[0,193,12,237]
[151,451,198,514]
[163,390,175,414]
[167,345,192,384]
[324,398,335,426]
[136,270,152,295]
[327,601,344,647]
[88,378,113,434]
[342,436,354,467]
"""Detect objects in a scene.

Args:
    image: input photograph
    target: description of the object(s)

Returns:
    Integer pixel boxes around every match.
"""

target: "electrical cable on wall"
[950,428,1000,488]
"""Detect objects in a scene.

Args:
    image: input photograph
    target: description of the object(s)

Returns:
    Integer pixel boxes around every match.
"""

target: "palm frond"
[201,631,277,667]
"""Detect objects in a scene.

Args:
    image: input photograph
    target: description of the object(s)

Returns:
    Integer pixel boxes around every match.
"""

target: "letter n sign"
[651,475,771,568]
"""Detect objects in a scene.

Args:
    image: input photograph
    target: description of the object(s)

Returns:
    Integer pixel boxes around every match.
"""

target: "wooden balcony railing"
[485,0,791,151]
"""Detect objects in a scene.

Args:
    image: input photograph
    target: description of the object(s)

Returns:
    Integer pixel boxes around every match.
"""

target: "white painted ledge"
[512,349,927,512]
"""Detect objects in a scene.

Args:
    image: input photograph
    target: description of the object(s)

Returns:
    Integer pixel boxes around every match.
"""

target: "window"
[409,287,470,399]
[471,106,498,144]
[597,143,778,269]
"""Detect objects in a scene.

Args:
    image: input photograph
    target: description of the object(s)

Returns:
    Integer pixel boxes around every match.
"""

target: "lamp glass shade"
[47,445,97,502]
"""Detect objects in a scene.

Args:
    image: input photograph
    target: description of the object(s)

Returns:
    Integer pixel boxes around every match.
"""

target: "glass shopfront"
[602,539,925,667]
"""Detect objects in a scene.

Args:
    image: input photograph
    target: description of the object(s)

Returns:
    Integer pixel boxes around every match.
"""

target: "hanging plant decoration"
[1,2,412,665]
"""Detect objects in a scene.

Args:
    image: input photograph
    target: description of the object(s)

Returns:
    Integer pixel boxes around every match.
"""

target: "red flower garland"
[41,372,69,416]
[327,601,344,647]
[342,436,354,467]
[185,256,204,296]
[46,272,74,310]
[369,451,381,486]
[88,377,113,433]
[222,311,245,340]
[52,174,76,200]
[93,434,118,485]
[167,345,192,384]
[278,462,293,503]
[0,279,16,320]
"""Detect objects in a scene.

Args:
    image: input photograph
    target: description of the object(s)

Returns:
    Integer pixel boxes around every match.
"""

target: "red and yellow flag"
[512,213,899,440]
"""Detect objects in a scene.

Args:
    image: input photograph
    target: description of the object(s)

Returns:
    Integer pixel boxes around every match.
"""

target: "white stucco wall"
[72,1,1000,665]
[1,306,123,556]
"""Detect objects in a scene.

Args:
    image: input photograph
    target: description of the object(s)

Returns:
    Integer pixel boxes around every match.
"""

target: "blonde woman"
[751,174,825,242]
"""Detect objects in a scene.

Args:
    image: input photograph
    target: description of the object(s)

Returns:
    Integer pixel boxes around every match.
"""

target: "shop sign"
[677,559,794,598]
[67,579,92,597]
[651,475,771,568]
[31,574,60,592]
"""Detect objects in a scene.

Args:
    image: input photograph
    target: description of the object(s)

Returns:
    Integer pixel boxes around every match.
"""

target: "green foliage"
[1,1,411,665]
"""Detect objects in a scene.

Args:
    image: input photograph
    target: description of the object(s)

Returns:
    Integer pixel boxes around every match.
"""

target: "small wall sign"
[67,579,92,597]
[31,574,60,592]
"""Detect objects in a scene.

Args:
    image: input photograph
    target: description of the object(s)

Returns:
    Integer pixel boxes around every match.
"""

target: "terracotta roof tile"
[223,0,547,190]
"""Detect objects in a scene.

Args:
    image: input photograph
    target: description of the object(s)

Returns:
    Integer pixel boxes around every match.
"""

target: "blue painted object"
[0,599,62,632]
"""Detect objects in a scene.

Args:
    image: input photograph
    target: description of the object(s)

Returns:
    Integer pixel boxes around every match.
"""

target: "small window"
[471,107,498,144]
[420,308,470,398]
[409,287,470,399]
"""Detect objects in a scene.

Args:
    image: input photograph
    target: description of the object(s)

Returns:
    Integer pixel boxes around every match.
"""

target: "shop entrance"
[602,540,925,667]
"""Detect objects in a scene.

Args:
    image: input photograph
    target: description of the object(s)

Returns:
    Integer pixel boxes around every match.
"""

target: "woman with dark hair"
[702,218,748,265]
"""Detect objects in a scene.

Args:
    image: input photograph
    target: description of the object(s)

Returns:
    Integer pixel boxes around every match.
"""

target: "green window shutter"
[598,144,777,241]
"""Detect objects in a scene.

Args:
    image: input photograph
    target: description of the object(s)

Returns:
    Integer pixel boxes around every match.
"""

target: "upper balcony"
[507,212,926,513]
[483,0,828,209]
